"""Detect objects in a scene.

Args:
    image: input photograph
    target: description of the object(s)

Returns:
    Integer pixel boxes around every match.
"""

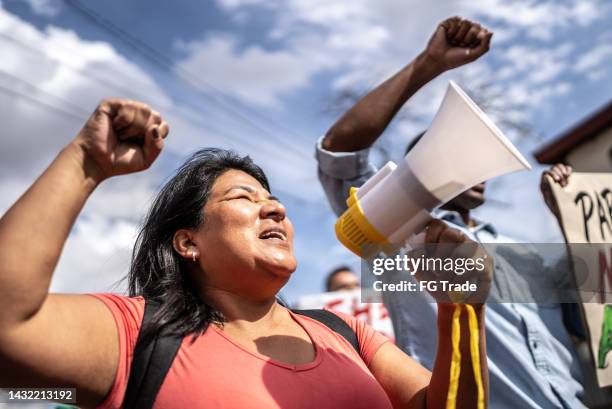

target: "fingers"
[425,219,467,245]
[92,98,169,176]
[463,23,482,47]
[452,20,471,45]
[142,122,166,167]
[97,97,124,117]
[421,219,491,304]
[111,100,162,141]
[425,219,467,260]
[542,163,572,187]
[440,16,462,38]
[557,163,572,185]
[469,30,493,59]
[157,121,170,139]
[112,104,136,132]
[425,219,446,245]
[448,18,488,46]
[431,16,493,69]
[435,224,468,262]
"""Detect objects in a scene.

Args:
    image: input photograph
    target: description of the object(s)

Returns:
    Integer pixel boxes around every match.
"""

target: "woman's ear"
[173,229,199,261]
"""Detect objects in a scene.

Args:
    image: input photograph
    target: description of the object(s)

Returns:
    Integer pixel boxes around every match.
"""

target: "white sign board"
[295,289,394,342]
[549,172,612,387]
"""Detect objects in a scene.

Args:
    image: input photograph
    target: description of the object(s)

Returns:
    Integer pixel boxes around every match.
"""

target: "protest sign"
[549,172,612,387]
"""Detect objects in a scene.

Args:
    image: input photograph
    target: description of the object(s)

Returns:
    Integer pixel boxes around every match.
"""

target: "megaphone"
[335,81,531,257]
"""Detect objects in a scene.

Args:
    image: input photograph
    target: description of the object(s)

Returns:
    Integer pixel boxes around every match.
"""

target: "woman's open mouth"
[258,227,289,247]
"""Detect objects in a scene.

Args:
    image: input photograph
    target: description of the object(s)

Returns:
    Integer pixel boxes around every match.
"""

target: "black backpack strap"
[123,300,182,409]
[292,309,360,356]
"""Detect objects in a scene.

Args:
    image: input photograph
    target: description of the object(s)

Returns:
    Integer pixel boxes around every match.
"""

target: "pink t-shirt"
[92,294,392,409]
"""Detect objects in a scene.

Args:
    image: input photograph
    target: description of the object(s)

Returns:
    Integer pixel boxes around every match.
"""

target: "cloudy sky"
[0,0,611,303]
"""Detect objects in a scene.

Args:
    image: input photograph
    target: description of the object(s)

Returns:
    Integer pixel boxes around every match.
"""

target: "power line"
[0,31,156,98]
[62,0,310,159]
[0,69,91,117]
[0,30,316,205]
[0,78,313,206]
[67,0,310,145]
[0,32,293,159]
[0,83,84,121]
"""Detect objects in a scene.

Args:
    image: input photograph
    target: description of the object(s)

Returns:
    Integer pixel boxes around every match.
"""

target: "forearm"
[0,141,102,326]
[426,303,488,409]
[322,52,444,152]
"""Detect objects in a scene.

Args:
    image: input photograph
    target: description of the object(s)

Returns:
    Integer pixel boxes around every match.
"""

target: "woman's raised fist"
[73,98,169,181]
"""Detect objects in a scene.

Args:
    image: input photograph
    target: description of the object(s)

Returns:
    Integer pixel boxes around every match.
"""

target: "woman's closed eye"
[231,194,254,202]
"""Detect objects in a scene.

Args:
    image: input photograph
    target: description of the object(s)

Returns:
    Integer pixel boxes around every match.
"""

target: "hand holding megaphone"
[410,220,493,305]
[335,81,531,258]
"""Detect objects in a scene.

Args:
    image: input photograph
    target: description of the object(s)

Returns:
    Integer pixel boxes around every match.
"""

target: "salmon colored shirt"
[92,294,393,409]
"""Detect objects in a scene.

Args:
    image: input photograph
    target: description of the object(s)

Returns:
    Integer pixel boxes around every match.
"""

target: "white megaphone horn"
[335,81,531,257]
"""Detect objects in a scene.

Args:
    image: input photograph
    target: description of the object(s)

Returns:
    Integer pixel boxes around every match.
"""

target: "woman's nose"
[260,199,286,222]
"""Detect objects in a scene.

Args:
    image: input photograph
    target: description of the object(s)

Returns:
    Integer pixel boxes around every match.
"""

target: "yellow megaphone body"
[335,81,531,257]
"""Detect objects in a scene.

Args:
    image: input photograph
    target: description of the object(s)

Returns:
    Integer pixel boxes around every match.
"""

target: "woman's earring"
[192,250,197,262]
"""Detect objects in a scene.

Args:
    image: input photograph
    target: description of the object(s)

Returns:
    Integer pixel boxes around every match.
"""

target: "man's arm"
[322,17,492,153]
[370,220,491,409]
[370,305,487,409]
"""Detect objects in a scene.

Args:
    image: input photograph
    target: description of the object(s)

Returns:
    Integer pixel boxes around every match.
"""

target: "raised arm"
[322,17,492,153]
[0,98,169,408]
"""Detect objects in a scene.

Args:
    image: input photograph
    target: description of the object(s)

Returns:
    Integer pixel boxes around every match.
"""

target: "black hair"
[404,130,427,156]
[325,265,355,292]
[128,148,270,343]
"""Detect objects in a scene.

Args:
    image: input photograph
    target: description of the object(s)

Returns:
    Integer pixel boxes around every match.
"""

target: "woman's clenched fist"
[73,98,169,181]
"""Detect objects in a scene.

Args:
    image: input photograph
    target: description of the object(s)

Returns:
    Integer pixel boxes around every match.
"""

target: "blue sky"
[0,0,610,303]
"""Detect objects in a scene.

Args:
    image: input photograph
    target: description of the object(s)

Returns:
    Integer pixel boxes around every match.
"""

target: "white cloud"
[24,0,61,17]
[574,42,612,73]
[176,35,333,107]
[216,0,271,10]
[0,9,173,175]
[0,6,176,294]
[499,43,573,84]
[51,215,137,293]
[201,0,603,125]
[467,0,602,41]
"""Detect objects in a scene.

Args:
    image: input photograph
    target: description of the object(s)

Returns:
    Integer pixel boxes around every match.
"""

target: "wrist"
[415,50,447,78]
[64,140,106,191]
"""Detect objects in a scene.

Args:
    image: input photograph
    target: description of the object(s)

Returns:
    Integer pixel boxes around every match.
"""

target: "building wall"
[565,127,612,172]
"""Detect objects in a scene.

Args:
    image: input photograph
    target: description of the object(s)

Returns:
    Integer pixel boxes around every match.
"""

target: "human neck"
[204,287,284,328]
[459,210,476,227]
[442,206,474,227]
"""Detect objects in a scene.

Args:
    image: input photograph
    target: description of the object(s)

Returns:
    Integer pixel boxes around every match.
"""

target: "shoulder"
[89,294,146,331]
[321,308,391,366]
[87,294,145,409]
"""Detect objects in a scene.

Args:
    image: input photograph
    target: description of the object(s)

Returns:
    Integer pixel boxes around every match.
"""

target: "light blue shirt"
[315,138,585,409]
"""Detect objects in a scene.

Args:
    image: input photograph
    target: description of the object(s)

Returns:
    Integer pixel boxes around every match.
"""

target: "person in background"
[325,265,360,292]
[316,16,587,408]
